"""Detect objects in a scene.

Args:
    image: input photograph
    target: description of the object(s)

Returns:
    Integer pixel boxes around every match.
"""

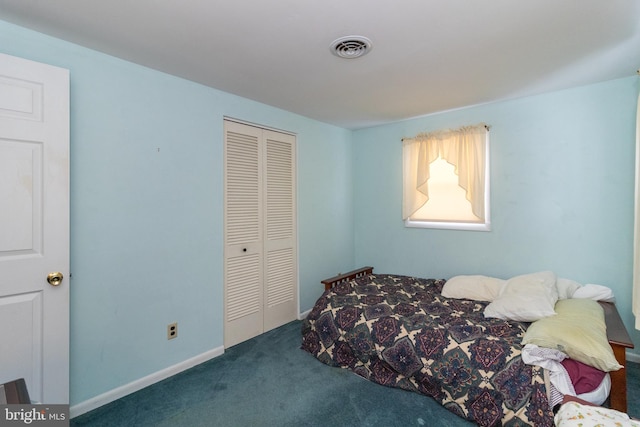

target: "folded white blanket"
[522,344,611,407]
[572,284,615,302]
[521,344,575,396]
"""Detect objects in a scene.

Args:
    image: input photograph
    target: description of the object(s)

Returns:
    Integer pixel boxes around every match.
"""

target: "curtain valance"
[402,123,488,220]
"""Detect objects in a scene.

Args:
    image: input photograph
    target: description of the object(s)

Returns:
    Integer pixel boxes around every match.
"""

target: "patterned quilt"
[301,273,554,427]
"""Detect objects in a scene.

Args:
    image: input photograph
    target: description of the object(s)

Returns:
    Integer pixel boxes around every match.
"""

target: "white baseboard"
[298,308,311,320]
[627,350,640,364]
[70,346,225,419]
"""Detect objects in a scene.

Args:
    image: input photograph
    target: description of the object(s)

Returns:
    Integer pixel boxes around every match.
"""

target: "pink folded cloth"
[560,358,606,394]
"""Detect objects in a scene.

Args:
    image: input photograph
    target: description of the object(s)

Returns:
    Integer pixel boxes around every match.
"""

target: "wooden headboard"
[321,266,373,291]
[320,267,635,413]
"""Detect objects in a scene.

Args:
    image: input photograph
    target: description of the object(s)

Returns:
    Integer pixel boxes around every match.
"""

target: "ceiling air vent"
[330,36,372,59]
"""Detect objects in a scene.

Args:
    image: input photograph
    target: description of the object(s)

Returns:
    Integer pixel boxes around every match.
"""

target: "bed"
[301,267,633,427]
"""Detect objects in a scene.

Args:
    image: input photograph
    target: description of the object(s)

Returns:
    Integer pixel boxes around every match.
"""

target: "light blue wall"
[352,76,640,354]
[0,20,354,405]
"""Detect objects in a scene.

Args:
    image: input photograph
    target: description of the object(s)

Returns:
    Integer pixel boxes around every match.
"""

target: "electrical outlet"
[167,322,178,340]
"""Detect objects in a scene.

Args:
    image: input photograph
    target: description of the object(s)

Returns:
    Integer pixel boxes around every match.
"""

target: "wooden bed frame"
[599,301,634,413]
[320,267,634,413]
[321,266,374,291]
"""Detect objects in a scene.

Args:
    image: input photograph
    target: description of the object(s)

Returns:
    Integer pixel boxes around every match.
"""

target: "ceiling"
[0,0,639,129]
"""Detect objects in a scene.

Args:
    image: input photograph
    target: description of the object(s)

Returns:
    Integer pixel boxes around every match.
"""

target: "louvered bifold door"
[263,130,297,332]
[224,121,264,348]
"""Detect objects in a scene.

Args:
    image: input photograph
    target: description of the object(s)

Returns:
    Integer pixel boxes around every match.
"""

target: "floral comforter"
[301,273,554,427]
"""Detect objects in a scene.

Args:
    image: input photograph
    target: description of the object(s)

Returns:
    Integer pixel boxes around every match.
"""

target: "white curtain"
[633,87,640,330]
[403,123,488,220]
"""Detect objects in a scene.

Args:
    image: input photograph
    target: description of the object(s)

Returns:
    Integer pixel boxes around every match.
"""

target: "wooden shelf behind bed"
[322,266,373,291]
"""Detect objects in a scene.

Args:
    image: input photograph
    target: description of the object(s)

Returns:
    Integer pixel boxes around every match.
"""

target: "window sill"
[404,219,491,232]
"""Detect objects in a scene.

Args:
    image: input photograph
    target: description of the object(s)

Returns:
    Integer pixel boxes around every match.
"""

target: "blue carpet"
[71,320,639,426]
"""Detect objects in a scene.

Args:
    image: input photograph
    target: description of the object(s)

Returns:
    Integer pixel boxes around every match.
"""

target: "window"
[402,123,490,231]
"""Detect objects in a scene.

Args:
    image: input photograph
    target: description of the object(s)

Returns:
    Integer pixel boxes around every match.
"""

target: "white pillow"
[572,284,615,302]
[556,278,581,300]
[484,271,559,322]
[442,275,505,302]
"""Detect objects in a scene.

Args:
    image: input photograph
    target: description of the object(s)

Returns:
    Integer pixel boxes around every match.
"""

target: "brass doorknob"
[47,272,64,286]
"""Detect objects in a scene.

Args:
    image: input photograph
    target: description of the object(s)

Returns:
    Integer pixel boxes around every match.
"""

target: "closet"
[223,119,297,348]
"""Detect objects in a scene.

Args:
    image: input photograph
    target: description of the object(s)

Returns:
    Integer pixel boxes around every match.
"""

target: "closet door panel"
[265,247,295,330]
[263,131,297,331]
[224,121,263,348]
[225,253,262,345]
[224,121,297,346]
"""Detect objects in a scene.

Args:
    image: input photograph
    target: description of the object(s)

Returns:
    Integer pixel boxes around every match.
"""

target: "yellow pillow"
[522,298,622,372]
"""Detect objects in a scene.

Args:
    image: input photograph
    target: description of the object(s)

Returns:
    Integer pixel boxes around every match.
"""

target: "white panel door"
[0,53,70,404]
